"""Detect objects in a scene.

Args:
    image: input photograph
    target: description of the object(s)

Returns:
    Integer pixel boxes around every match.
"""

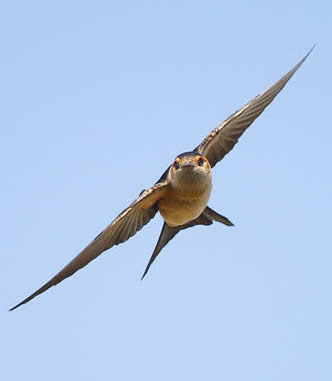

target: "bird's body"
[10,46,314,310]
[158,187,210,227]
[158,153,212,226]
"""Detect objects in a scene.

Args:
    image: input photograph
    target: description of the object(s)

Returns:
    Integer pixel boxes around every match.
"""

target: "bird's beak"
[181,163,195,169]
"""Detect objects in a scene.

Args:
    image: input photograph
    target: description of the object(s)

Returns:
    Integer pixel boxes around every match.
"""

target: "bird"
[10,46,314,311]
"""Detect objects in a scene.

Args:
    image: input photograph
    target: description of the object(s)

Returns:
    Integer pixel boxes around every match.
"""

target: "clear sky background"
[2,1,331,380]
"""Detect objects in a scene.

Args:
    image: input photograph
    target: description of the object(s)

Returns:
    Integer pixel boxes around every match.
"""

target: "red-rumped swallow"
[10,47,314,310]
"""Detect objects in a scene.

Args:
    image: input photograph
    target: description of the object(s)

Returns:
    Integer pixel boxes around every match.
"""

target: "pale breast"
[158,186,211,227]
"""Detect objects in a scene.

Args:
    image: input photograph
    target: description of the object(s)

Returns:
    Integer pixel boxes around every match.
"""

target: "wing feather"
[10,181,168,310]
[196,46,314,168]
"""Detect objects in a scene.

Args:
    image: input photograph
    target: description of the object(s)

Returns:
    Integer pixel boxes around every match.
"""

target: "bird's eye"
[174,161,179,170]
[198,157,204,166]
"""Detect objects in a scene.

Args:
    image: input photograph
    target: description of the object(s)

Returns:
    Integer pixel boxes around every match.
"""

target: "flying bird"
[10,47,314,311]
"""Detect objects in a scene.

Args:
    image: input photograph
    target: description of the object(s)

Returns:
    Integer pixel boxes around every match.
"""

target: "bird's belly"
[158,189,210,227]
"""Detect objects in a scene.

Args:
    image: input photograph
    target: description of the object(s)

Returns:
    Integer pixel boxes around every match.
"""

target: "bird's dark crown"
[177,151,198,160]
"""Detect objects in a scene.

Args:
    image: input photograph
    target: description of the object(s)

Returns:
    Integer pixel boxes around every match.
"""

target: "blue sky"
[2,1,331,380]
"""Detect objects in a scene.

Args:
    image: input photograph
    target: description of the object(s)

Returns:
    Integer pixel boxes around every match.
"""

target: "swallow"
[10,46,314,310]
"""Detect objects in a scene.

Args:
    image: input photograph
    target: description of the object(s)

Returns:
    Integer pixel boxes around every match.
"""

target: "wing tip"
[308,43,316,55]
[9,301,25,312]
[9,292,39,311]
[298,44,316,67]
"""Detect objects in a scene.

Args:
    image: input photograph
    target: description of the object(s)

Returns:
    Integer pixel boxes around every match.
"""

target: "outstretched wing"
[195,46,314,168]
[10,181,169,311]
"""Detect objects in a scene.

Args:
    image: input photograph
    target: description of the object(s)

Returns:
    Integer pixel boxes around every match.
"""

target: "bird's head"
[168,152,211,190]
